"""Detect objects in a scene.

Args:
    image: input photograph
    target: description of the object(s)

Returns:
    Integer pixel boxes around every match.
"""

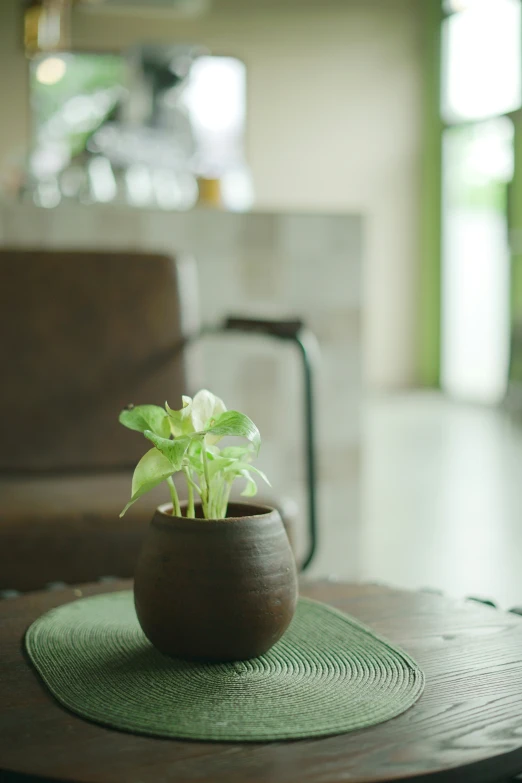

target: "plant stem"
[221,480,232,519]
[202,439,212,518]
[198,468,208,519]
[216,479,226,519]
[185,473,202,498]
[199,480,208,519]
[166,476,182,517]
[183,467,195,518]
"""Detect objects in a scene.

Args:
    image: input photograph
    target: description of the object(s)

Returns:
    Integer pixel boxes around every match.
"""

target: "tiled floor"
[357,391,522,608]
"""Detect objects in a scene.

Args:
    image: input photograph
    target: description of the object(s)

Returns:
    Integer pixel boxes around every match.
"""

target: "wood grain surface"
[2,580,522,783]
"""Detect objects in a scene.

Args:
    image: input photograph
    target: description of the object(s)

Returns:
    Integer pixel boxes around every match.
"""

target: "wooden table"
[2,581,522,783]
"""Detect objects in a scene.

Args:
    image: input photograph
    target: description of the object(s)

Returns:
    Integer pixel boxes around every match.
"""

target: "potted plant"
[119,389,298,662]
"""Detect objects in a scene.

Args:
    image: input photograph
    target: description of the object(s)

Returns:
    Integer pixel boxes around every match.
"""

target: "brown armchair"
[0,249,317,593]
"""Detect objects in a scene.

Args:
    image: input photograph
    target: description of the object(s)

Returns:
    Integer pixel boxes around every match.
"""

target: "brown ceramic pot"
[133,501,298,662]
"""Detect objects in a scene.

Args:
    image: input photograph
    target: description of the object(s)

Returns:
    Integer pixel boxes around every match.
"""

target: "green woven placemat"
[25,591,424,742]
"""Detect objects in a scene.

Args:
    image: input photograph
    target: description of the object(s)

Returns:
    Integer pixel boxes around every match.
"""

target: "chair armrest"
[208,315,318,571]
[162,321,319,570]
[223,316,304,340]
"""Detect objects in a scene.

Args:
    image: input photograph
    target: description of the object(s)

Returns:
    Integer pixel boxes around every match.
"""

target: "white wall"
[0,0,424,388]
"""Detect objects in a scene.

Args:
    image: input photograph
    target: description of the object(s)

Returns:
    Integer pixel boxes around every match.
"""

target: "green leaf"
[144,431,190,472]
[239,470,258,497]
[226,462,271,487]
[219,445,254,460]
[119,405,170,438]
[190,389,226,432]
[187,451,203,474]
[165,396,194,437]
[119,447,173,517]
[185,444,227,479]
[205,411,261,453]
[206,456,235,478]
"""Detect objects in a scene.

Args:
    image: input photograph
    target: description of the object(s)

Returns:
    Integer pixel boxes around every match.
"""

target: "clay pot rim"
[154,500,278,526]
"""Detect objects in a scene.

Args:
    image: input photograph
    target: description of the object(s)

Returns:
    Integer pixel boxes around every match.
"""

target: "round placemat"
[25,591,424,742]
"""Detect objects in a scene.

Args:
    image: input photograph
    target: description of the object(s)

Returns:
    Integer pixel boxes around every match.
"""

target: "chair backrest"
[0,249,200,472]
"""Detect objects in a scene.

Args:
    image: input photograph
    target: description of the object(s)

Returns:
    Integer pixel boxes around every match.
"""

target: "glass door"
[440,0,521,404]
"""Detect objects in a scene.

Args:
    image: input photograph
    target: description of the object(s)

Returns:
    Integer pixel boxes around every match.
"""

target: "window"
[440,0,521,404]
[442,0,521,123]
[442,119,513,402]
